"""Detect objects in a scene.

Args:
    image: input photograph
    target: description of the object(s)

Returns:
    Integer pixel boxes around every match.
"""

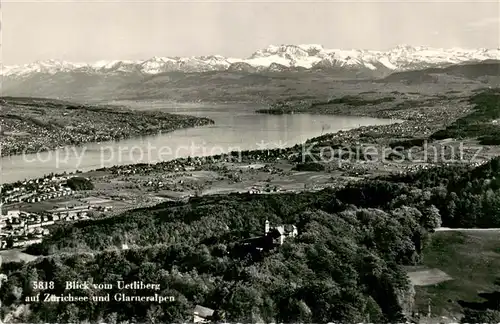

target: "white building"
[193,305,215,323]
[264,219,298,245]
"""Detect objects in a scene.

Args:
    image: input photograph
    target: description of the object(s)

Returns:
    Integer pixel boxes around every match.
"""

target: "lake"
[1,102,399,183]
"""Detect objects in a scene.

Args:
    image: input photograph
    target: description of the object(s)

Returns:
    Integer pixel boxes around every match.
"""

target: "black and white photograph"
[0,0,500,323]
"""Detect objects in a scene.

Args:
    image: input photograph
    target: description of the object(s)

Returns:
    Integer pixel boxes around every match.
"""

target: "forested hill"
[2,157,500,323]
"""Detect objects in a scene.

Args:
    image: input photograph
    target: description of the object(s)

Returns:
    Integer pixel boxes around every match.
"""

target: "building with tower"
[264,219,298,245]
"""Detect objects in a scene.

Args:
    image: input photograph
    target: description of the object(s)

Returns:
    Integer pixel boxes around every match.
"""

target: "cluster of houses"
[26,187,73,203]
[247,187,263,194]
[143,179,184,188]
[0,203,112,250]
[109,151,287,178]
[1,176,74,204]
[45,203,111,220]
[247,185,282,195]
[111,157,206,176]
[0,209,52,249]
[46,205,93,221]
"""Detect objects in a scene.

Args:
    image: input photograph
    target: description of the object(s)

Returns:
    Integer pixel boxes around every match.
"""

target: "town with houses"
[2,175,75,204]
[0,174,113,250]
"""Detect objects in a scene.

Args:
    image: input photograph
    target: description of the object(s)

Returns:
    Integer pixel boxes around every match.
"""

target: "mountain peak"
[2,44,500,77]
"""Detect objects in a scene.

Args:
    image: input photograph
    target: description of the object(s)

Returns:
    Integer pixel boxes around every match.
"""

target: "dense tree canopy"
[66,177,94,191]
[3,157,500,323]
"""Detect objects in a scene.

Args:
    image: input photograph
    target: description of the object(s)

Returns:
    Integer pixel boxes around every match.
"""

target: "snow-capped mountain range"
[2,44,500,77]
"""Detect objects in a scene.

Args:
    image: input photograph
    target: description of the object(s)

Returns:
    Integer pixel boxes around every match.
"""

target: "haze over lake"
[2,102,399,183]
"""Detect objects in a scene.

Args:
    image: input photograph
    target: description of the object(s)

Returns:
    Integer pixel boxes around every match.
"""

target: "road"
[435,227,500,232]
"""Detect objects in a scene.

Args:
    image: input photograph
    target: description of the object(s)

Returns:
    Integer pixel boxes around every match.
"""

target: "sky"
[2,0,499,65]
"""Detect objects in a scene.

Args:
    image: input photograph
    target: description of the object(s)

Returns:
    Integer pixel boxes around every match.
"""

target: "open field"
[2,160,357,219]
[84,164,346,206]
[407,268,453,286]
[414,231,500,317]
[0,249,38,263]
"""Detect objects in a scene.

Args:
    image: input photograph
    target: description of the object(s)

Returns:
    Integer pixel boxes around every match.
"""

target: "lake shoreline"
[0,96,215,158]
[2,102,397,184]
[0,121,215,159]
